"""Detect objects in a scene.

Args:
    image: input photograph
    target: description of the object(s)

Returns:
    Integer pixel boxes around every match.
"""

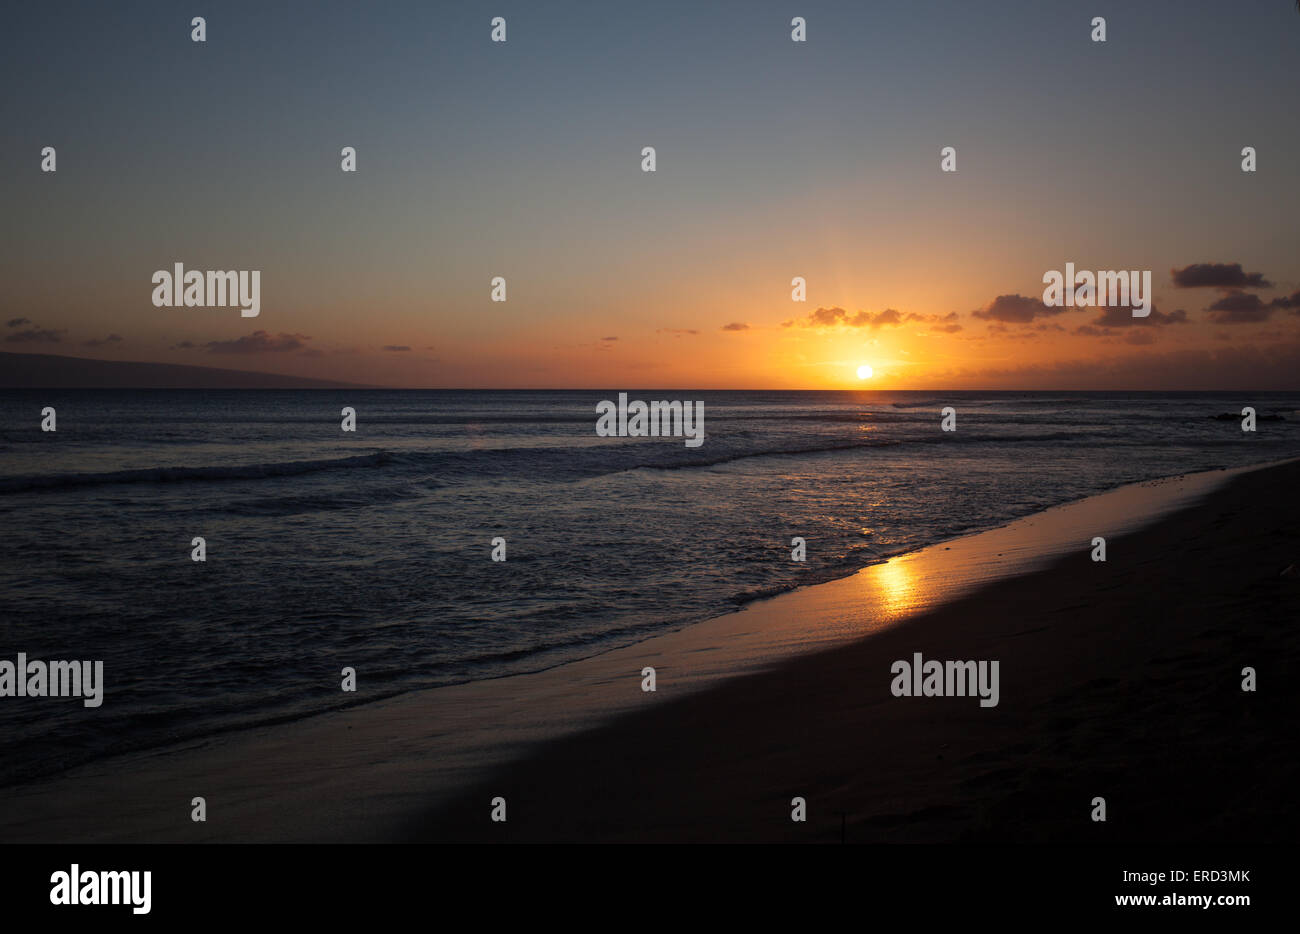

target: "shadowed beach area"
[1,460,1296,843]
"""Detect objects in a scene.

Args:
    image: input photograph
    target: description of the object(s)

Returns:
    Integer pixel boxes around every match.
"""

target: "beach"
[1,458,1295,843]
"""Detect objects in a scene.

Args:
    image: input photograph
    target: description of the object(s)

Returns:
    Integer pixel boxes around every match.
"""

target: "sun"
[856,364,873,380]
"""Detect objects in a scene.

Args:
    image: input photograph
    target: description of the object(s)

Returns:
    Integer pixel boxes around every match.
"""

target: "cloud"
[600,336,617,342]
[1269,290,1300,311]
[171,340,196,350]
[1206,291,1274,324]
[84,333,124,347]
[1091,304,1187,327]
[784,306,959,330]
[382,345,411,352]
[1170,262,1272,289]
[201,331,312,354]
[657,328,699,336]
[901,311,962,333]
[866,308,903,327]
[5,317,31,328]
[784,306,851,328]
[721,322,750,331]
[972,294,1066,324]
[926,312,964,333]
[1124,330,1157,346]
[4,326,65,344]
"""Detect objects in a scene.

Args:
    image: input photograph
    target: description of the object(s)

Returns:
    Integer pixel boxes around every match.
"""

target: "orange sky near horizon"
[10,252,1300,389]
[7,267,1300,390]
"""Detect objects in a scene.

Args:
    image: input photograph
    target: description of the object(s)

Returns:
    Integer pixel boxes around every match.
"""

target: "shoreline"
[0,458,1294,842]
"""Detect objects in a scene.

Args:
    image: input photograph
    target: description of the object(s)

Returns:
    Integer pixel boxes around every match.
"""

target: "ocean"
[1,389,1297,785]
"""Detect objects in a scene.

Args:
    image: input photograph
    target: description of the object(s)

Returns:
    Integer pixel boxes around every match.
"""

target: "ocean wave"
[890,399,954,410]
[0,451,395,494]
[627,439,903,473]
[0,430,1135,496]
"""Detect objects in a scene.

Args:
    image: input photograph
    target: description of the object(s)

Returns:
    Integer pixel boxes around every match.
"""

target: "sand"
[1,461,1295,843]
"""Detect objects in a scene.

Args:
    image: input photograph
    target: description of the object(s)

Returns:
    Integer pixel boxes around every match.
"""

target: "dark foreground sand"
[409,460,1300,843]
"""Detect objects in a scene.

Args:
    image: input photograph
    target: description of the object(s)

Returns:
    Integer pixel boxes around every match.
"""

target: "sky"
[1,0,1298,389]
